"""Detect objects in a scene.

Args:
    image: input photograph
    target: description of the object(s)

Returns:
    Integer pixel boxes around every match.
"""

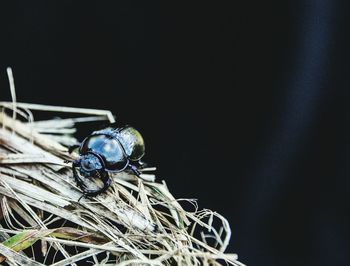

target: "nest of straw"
[0,99,244,265]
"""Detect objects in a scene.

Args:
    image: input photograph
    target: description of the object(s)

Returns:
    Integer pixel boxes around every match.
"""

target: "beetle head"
[78,153,104,177]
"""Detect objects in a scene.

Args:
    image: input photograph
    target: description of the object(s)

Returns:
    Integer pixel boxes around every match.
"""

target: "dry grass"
[0,71,244,265]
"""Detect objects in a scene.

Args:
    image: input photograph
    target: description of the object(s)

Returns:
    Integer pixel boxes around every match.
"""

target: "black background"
[0,1,349,265]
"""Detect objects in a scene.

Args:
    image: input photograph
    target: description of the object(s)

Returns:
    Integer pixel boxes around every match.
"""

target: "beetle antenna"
[78,194,85,202]
[129,164,141,176]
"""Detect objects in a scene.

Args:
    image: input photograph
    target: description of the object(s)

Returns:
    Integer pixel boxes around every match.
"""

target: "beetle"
[69,124,145,196]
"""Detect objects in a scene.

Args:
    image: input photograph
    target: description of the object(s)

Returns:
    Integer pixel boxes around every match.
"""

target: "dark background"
[0,1,349,265]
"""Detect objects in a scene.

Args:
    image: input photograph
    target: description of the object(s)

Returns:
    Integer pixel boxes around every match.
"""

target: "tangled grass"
[0,79,244,265]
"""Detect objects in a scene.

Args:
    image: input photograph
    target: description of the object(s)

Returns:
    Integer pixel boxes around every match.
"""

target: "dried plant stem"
[0,101,244,265]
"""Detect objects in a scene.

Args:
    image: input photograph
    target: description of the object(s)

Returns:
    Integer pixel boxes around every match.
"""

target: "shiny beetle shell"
[80,125,145,172]
[117,126,145,161]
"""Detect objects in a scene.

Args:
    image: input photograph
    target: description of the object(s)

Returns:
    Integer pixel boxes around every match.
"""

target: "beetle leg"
[100,174,112,194]
[136,160,147,169]
[77,193,86,202]
[72,160,87,190]
[73,163,112,198]
[128,164,141,176]
[72,159,91,196]
[85,169,112,196]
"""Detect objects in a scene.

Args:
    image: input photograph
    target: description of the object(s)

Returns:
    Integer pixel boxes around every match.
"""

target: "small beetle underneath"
[69,124,145,196]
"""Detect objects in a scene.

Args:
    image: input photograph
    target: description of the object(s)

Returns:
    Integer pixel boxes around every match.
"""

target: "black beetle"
[69,124,145,196]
